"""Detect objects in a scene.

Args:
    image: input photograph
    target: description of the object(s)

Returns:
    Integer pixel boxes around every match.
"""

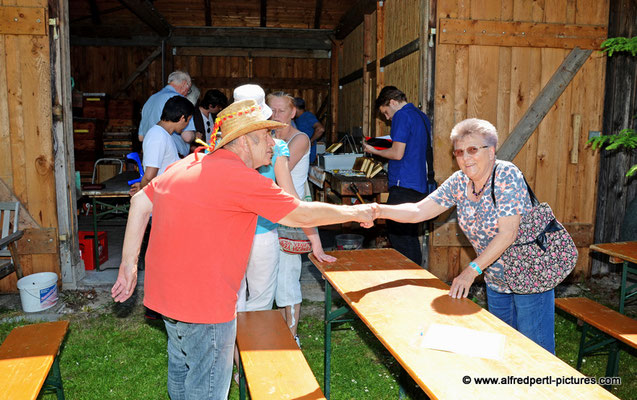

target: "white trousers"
[275,249,302,307]
[237,230,280,312]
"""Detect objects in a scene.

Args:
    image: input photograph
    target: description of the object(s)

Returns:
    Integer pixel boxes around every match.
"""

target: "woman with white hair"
[375,118,556,354]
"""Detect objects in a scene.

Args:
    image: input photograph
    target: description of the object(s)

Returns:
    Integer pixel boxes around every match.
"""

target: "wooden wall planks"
[70,48,331,125]
[0,0,61,292]
[431,0,608,281]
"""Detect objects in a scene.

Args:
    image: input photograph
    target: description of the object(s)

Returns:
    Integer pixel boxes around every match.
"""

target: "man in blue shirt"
[293,97,325,164]
[138,71,194,157]
[363,86,433,265]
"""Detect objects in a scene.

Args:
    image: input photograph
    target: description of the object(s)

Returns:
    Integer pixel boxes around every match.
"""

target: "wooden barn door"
[430,0,609,281]
[0,0,61,291]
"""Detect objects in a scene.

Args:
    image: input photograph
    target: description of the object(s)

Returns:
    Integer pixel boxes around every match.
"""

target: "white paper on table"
[420,323,505,360]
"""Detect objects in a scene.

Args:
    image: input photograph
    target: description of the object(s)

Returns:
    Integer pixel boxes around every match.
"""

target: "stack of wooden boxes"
[73,118,105,184]
[103,99,135,160]
[73,95,137,184]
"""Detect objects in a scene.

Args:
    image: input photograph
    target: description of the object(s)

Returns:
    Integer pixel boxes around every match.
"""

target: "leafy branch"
[588,128,637,177]
[601,36,637,57]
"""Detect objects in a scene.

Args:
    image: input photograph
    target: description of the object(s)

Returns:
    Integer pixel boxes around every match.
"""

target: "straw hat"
[233,84,272,119]
[213,99,285,150]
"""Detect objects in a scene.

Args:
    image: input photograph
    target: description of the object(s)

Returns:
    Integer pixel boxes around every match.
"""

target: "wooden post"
[375,0,385,137]
[363,14,372,138]
[418,0,430,112]
[52,0,83,286]
[330,40,340,143]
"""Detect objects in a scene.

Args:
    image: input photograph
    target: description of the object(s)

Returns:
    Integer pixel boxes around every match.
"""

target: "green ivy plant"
[588,36,637,177]
[600,36,637,56]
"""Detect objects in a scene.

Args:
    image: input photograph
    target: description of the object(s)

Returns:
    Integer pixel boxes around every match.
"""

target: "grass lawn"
[0,299,635,399]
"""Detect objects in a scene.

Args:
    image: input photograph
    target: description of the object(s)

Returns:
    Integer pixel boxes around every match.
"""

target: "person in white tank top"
[267,92,325,345]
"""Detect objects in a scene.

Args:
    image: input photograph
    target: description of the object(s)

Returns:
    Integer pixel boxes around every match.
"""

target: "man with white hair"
[112,99,376,399]
[138,70,194,156]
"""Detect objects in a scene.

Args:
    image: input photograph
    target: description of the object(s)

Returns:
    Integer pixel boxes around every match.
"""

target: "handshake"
[350,203,383,229]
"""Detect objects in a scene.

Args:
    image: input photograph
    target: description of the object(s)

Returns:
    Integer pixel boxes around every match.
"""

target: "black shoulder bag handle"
[490,163,539,207]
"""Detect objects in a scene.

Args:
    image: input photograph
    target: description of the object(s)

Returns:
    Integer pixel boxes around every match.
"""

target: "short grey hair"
[450,118,498,148]
[167,70,191,85]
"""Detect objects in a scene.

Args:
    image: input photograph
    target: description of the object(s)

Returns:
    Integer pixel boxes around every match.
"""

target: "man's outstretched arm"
[111,191,153,302]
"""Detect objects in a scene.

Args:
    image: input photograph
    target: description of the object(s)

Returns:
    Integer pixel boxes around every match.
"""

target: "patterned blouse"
[428,160,532,293]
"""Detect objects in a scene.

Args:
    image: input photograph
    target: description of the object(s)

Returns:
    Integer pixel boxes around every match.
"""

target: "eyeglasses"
[452,145,489,158]
[206,120,211,134]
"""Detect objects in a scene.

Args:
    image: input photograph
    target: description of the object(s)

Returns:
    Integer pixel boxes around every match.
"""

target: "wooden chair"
[0,320,69,399]
[236,310,326,400]
[0,202,23,281]
[555,297,637,386]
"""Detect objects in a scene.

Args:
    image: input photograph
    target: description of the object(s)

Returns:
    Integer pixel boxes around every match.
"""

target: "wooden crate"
[82,94,107,119]
[108,99,135,119]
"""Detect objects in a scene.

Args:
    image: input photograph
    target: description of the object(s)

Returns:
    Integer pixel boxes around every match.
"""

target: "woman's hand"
[449,266,479,299]
[312,247,337,263]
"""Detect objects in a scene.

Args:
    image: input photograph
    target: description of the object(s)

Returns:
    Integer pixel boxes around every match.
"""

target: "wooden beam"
[334,0,377,40]
[260,0,267,27]
[171,27,333,50]
[204,0,212,26]
[497,47,592,161]
[316,94,329,121]
[70,6,126,23]
[88,0,101,25]
[194,76,329,89]
[71,27,334,50]
[174,47,329,59]
[314,0,324,29]
[339,39,420,87]
[116,46,162,95]
[117,0,171,37]
[439,19,607,50]
[376,39,419,69]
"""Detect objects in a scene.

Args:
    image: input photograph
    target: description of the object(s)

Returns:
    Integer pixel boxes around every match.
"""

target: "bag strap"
[490,163,539,207]
[415,109,435,189]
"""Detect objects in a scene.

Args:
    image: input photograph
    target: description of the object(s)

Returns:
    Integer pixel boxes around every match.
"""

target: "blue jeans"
[163,318,236,400]
[486,286,555,354]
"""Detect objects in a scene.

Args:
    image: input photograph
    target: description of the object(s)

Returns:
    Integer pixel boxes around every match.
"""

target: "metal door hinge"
[49,18,58,39]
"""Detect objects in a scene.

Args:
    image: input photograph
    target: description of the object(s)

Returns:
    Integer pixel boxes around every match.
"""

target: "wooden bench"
[555,297,637,381]
[236,310,325,400]
[0,320,69,399]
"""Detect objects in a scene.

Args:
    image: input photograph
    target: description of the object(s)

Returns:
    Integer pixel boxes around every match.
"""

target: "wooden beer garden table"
[310,248,618,400]
[589,241,637,314]
[81,170,138,270]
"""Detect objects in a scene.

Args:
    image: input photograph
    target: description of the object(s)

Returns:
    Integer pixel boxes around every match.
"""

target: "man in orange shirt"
[112,99,375,400]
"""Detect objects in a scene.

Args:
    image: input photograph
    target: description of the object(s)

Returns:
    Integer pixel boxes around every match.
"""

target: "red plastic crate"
[79,231,108,270]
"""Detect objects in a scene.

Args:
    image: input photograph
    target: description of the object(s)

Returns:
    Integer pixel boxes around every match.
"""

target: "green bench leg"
[576,323,589,370]
[575,322,621,390]
[323,282,355,400]
[605,341,620,379]
[42,356,65,400]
